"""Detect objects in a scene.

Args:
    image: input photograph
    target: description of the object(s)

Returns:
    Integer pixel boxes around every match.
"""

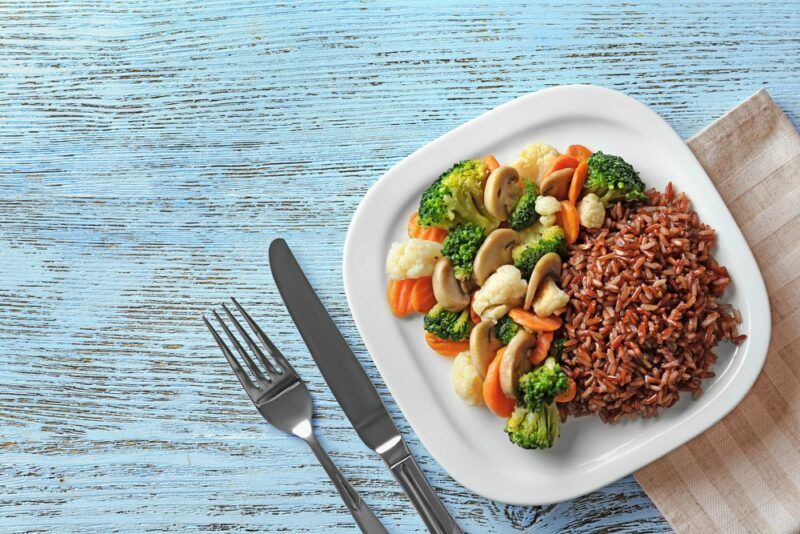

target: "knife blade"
[269,238,462,534]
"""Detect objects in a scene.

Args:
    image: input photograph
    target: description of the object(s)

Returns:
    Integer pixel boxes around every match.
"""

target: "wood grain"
[0,1,797,532]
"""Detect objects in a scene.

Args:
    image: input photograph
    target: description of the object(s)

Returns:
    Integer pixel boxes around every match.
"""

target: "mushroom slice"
[524,252,562,310]
[499,330,537,399]
[483,166,522,221]
[538,167,574,200]
[432,257,470,312]
[473,229,520,286]
[470,320,502,379]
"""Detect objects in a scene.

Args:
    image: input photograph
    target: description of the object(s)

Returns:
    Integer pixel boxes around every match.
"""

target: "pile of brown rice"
[559,183,746,423]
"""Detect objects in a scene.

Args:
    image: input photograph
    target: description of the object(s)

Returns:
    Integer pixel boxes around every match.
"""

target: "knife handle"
[390,456,463,534]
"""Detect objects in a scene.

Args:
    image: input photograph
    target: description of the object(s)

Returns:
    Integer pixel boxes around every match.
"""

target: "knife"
[269,238,463,534]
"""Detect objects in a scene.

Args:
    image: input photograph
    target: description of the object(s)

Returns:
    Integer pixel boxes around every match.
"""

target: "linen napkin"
[635,89,800,534]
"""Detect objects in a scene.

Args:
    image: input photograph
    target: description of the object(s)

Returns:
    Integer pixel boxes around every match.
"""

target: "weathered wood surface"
[1,1,797,532]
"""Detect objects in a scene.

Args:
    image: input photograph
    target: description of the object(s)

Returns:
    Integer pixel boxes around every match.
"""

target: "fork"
[203,297,387,534]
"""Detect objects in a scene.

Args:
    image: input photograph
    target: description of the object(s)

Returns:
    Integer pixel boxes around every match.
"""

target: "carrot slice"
[568,161,588,205]
[555,377,576,403]
[508,308,562,332]
[410,276,436,314]
[557,200,580,245]
[529,331,554,366]
[483,154,500,173]
[407,212,422,238]
[566,144,593,163]
[483,348,516,417]
[387,279,416,317]
[419,226,447,243]
[545,155,580,177]
[424,331,469,357]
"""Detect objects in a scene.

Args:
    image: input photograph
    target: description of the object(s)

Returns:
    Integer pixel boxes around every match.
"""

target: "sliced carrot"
[483,154,500,173]
[557,200,580,245]
[387,278,416,317]
[566,144,593,163]
[568,160,588,205]
[545,155,580,177]
[408,212,422,238]
[483,348,516,417]
[410,276,436,314]
[529,331,554,366]
[555,377,577,403]
[424,331,469,357]
[418,226,447,243]
[508,308,562,332]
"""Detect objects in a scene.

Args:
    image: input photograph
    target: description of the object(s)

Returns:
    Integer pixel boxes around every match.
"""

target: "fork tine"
[203,316,256,391]
[221,303,279,376]
[212,310,267,382]
[231,297,295,374]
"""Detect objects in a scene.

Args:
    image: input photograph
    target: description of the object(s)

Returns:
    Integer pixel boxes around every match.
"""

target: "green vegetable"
[518,357,569,411]
[494,315,521,345]
[548,337,566,360]
[509,179,538,231]
[441,223,485,280]
[585,151,647,206]
[512,225,567,279]
[423,304,472,341]
[505,402,561,449]
[418,160,499,231]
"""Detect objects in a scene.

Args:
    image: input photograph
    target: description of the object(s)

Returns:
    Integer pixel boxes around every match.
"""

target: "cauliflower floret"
[451,351,484,406]
[386,238,442,280]
[540,214,557,227]
[534,195,561,216]
[577,193,605,229]
[533,278,570,317]
[472,265,527,321]
[512,143,560,183]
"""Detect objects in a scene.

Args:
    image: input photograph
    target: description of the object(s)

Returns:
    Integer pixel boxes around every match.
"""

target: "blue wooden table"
[2,1,798,532]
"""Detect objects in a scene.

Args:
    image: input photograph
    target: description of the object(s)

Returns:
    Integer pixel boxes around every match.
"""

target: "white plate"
[343,85,770,505]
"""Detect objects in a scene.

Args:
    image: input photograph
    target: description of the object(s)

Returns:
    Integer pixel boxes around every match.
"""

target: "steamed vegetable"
[585,151,647,206]
[509,180,538,231]
[512,225,567,279]
[423,304,472,341]
[519,357,569,411]
[505,402,560,449]
[440,222,485,280]
[418,160,499,231]
[494,315,521,345]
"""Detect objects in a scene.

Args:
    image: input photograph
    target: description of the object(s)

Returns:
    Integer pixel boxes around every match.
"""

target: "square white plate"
[343,85,770,505]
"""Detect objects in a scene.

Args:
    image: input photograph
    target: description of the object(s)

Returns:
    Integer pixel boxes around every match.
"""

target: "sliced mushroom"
[499,330,537,399]
[484,166,522,221]
[473,229,520,286]
[538,167,574,200]
[524,252,562,310]
[432,257,470,312]
[470,320,502,378]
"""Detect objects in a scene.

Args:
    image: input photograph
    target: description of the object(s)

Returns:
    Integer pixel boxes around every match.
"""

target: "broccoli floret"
[494,315,521,345]
[585,151,647,206]
[509,179,538,231]
[441,223,485,280]
[512,225,567,279]
[519,357,569,411]
[548,337,566,360]
[423,304,472,341]
[418,160,499,231]
[505,402,561,449]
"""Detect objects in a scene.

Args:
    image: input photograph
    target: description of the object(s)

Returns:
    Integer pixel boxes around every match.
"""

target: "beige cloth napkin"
[635,89,800,534]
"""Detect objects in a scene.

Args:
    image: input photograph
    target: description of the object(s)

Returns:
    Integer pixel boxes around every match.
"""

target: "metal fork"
[203,298,387,534]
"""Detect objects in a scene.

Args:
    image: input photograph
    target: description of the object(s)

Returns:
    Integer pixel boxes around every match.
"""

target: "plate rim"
[342,84,771,505]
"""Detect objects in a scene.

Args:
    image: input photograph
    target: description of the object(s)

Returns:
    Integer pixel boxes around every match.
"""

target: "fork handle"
[304,433,387,534]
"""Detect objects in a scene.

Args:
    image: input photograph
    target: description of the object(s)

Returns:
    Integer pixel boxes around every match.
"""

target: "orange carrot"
[410,277,436,314]
[545,155,580,177]
[566,144,593,163]
[557,200,580,245]
[568,160,588,205]
[407,212,422,238]
[483,154,500,173]
[529,331,554,366]
[424,331,469,357]
[483,348,516,417]
[387,279,416,317]
[508,308,562,332]
[555,377,577,403]
[419,226,447,243]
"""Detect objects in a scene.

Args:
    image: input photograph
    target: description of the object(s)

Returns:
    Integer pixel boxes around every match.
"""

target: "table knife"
[269,238,463,534]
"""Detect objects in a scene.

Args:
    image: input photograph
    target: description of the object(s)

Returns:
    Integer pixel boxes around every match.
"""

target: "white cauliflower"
[385,238,442,280]
[472,265,527,321]
[512,142,560,183]
[577,193,605,229]
[451,351,484,406]
[534,195,561,216]
[533,278,570,317]
[540,214,557,227]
